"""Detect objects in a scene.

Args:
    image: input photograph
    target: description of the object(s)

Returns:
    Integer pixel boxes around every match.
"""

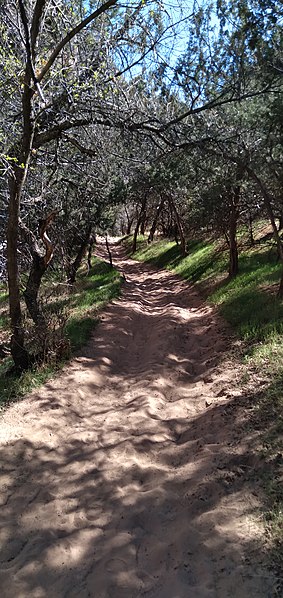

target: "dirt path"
[0,243,276,597]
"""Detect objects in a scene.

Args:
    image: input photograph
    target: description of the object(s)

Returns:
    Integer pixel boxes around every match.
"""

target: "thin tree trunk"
[132,194,148,253]
[105,234,113,267]
[126,219,133,235]
[140,211,147,235]
[87,234,95,274]
[125,207,133,235]
[248,212,255,246]
[169,198,186,256]
[68,225,92,283]
[246,167,283,297]
[148,196,165,243]
[132,220,140,254]
[228,185,240,277]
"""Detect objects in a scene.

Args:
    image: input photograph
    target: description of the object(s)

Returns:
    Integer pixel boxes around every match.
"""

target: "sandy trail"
[0,243,275,597]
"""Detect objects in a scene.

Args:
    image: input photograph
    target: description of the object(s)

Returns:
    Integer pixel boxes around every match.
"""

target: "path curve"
[0,243,275,597]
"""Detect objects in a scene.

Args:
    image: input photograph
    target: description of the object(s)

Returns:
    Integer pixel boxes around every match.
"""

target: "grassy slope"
[124,233,283,573]
[0,258,122,407]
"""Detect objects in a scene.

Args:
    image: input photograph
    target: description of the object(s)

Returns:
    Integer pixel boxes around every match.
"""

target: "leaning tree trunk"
[23,212,57,329]
[148,196,165,243]
[68,225,92,284]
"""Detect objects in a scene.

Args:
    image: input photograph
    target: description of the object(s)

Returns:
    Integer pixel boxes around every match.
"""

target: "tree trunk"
[126,219,133,235]
[68,225,92,283]
[148,196,165,243]
[248,212,255,246]
[23,212,57,332]
[6,46,36,370]
[140,211,147,235]
[246,167,283,297]
[169,198,186,256]
[87,234,95,274]
[7,171,31,370]
[132,219,140,254]
[105,234,113,268]
[125,208,133,235]
[228,185,240,277]
[278,208,283,231]
[24,254,48,328]
[132,194,148,253]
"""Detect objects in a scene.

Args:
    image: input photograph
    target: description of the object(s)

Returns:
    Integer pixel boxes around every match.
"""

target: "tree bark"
[105,234,113,268]
[246,167,283,297]
[169,197,186,256]
[228,185,240,277]
[125,208,133,235]
[7,59,35,369]
[23,212,56,328]
[132,193,148,253]
[68,225,92,283]
[87,234,95,274]
[24,255,48,328]
[248,212,255,246]
[148,196,165,243]
[7,171,31,370]
[278,209,283,232]
[140,211,147,235]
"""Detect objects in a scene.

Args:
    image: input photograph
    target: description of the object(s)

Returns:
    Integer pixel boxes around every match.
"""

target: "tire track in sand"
[0,242,276,597]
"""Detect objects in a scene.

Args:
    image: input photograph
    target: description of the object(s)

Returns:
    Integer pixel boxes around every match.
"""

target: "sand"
[0,242,276,597]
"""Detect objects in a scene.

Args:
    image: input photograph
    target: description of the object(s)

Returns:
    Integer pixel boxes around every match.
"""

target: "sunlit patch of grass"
[63,262,121,349]
[131,237,283,349]
[0,258,122,408]
[0,359,62,409]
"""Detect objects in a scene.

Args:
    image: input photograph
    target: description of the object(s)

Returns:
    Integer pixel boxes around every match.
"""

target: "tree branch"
[30,0,46,58]
[36,0,119,83]
[158,85,282,132]
[33,118,91,147]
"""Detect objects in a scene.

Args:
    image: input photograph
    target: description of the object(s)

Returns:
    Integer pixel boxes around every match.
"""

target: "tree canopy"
[0,0,282,369]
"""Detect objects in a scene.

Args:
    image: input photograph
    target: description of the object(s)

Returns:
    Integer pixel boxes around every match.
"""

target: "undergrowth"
[124,232,283,577]
[0,259,122,408]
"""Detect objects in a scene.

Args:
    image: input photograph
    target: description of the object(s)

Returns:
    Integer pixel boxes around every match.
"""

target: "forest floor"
[0,242,278,597]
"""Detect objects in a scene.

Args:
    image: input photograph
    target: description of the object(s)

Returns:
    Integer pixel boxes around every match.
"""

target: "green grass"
[0,360,62,410]
[129,236,283,364]
[0,258,122,407]
[125,233,283,568]
[46,260,122,350]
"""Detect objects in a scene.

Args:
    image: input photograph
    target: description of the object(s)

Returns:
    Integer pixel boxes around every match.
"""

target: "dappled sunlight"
[0,243,276,597]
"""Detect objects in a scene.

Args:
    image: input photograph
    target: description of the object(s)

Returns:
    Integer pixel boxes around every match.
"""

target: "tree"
[1,0,174,370]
